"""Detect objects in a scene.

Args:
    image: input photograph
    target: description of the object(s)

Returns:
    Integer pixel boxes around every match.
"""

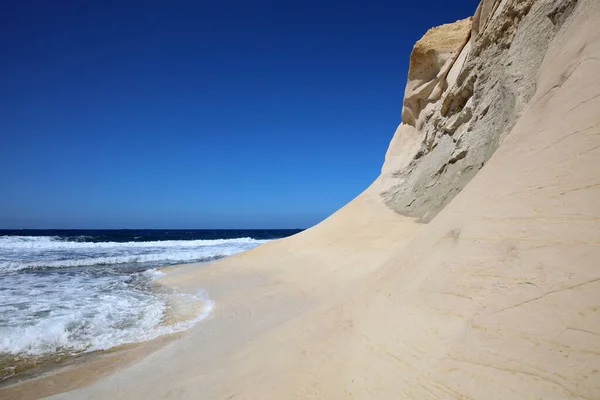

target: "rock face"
[381,0,579,221]
[401,18,472,128]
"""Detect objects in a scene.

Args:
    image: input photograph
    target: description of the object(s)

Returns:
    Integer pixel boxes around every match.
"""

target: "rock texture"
[383,0,579,221]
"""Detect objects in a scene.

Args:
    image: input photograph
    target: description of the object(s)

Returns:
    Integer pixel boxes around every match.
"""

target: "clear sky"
[1,0,478,229]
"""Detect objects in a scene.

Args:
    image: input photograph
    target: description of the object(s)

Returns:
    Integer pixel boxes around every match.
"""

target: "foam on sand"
[0,269,214,359]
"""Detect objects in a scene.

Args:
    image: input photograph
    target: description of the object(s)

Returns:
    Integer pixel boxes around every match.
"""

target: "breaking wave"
[0,235,267,272]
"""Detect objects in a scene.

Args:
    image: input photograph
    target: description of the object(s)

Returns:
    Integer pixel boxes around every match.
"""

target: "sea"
[0,229,300,380]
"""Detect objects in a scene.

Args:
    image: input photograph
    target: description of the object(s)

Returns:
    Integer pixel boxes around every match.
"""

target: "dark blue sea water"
[0,229,302,272]
[0,229,300,377]
[0,228,302,243]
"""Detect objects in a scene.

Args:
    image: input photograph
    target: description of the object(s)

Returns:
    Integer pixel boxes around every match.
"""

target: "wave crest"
[0,236,267,272]
[0,235,261,249]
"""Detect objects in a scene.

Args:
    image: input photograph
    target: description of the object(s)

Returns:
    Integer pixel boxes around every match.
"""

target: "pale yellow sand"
[2,0,599,398]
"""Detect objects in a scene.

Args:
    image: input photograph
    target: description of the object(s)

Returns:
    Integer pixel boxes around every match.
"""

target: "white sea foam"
[0,236,260,249]
[0,270,214,356]
[0,235,267,272]
[142,268,167,280]
[0,234,266,359]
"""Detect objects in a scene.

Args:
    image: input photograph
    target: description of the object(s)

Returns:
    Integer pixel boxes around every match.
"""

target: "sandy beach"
[2,0,600,398]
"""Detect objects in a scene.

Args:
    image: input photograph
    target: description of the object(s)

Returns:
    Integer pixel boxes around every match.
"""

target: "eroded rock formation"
[382,0,579,221]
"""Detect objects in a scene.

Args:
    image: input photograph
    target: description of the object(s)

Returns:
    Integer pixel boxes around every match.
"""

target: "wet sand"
[0,334,179,400]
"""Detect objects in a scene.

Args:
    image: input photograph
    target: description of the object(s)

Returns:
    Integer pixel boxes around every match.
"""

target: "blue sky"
[0,0,477,229]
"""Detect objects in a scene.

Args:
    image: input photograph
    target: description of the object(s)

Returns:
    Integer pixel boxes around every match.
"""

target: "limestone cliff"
[380,0,579,221]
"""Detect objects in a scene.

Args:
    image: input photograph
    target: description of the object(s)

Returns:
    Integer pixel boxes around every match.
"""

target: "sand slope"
[8,0,597,398]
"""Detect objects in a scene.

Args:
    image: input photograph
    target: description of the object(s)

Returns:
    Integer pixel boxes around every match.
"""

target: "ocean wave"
[0,236,268,272]
[0,249,239,272]
[0,270,214,356]
[0,233,262,363]
[0,235,262,249]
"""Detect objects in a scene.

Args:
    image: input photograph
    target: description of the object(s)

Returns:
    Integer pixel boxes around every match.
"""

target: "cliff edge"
[382,0,579,222]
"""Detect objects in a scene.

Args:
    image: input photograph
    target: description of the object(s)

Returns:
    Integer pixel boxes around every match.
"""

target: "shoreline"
[0,188,415,399]
[0,329,183,400]
[0,261,216,400]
